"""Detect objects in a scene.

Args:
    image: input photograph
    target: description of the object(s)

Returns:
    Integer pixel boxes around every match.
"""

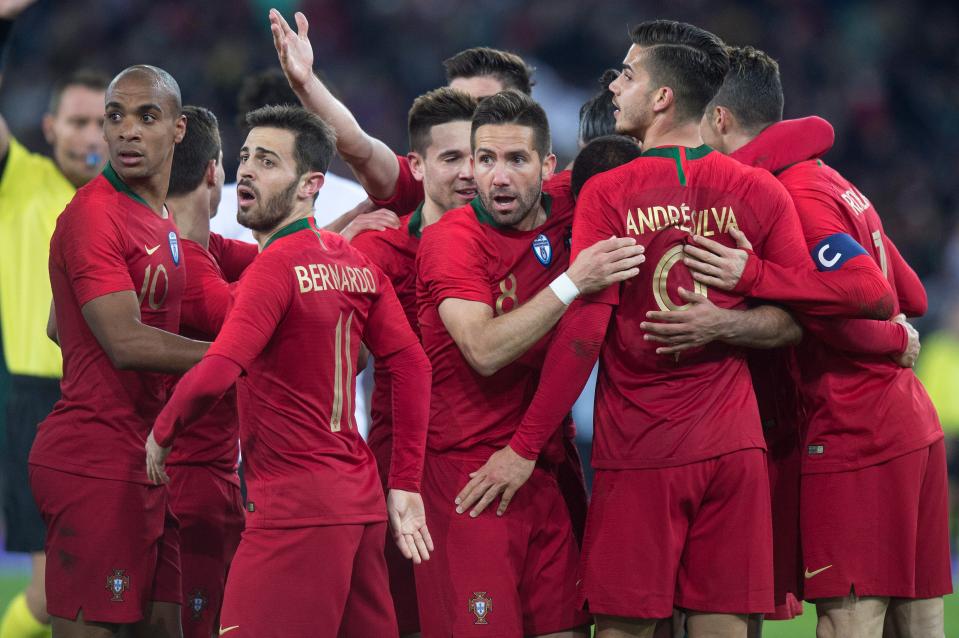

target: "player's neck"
[512,196,547,232]
[167,193,211,250]
[125,171,171,217]
[253,207,313,251]
[641,118,704,152]
[421,197,446,230]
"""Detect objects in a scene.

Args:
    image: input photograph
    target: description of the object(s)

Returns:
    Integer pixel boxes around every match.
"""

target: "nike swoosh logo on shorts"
[219,626,240,635]
[804,564,833,579]
[145,244,160,255]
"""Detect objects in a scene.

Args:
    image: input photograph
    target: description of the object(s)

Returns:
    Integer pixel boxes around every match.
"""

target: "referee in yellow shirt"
[0,4,108,636]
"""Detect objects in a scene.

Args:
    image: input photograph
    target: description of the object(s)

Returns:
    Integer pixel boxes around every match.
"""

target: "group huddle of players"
[5,7,952,638]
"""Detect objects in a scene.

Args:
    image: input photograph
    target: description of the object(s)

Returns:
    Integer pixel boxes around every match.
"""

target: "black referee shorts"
[3,374,60,553]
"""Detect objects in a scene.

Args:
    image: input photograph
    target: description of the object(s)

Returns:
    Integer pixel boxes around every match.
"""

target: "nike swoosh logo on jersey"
[804,564,833,579]
[219,626,240,635]
[145,244,161,255]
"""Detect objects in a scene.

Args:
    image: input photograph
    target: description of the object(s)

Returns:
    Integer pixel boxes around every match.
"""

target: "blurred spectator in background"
[0,2,109,637]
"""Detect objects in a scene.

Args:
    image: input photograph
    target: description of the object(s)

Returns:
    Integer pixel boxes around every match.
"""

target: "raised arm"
[270,10,399,199]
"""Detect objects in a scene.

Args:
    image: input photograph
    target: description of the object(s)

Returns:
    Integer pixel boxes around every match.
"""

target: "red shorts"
[580,448,774,619]
[550,436,589,548]
[801,439,952,600]
[414,453,589,637]
[29,465,181,624]
[167,465,244,638]
[765,428,804,617]
[219,522,396,637]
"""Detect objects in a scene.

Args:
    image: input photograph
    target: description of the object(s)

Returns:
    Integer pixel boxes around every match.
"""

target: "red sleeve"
[363,266,419,357]
[570,176,623,306]
[734,184,894,319]
[59,201,135,306]
[351,228,402,282]
[180,240,233,336]
[153,355,241,447]
[417,220,491,306]
[885,237,927,317]
[208,233,258,283]
[369,154,424,215]
[801,316,907,357]
[206,251,293,370]
[378,342,431,491]
[509,300,611,460]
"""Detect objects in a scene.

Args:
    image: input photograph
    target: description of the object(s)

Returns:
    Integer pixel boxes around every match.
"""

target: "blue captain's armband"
[811,233,868,271]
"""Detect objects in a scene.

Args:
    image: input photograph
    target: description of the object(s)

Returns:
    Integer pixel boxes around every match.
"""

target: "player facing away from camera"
[28,65,211,638]
[693,46,949,638]
[164,105,259,638]
[489,21,845,638]
[146,105,434,638]
[413,90,644,637]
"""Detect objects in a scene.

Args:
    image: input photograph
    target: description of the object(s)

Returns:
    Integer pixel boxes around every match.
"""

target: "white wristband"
[549,272,580,305]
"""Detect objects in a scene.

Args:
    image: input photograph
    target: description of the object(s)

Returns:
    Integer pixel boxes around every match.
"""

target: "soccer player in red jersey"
[28,65,209,637]
[164,105,259,638]
[412,90,643,637]
[471,21,843,638]
[146,105,433,637]
[687,46,949,637]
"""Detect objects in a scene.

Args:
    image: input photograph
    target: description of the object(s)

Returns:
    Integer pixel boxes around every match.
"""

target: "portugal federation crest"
[168,231,180,266]
[468,591,493,625]
[106,569,130,602]
[188,589,208,620]
[532,233,552,267]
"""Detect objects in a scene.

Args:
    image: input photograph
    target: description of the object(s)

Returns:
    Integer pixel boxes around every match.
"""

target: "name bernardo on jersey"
[294,263,378,294]
[624,204,739,237]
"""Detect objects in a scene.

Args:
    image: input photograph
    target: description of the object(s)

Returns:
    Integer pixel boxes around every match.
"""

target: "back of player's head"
[168,106,221,197]
[578,69,619,146]
[108,65,182,115]
[236,70,300,125]
[48,68,110,115]
[471,90,551,159]
[245,104,336,175]
[629,20,729,121]
[408,88,478,155]
[571,135,642,198]
[709,46,784,133]
[444,47,535,96]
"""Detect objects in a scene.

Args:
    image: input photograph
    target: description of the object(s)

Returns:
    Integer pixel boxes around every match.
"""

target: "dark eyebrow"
[248,146,281,160]
[104,102,164,114]
[621,63,633,73]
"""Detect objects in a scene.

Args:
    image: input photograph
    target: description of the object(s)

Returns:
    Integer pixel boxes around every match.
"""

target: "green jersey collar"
[263,217,315,250]
[408,202,425,239]
[469,192,553,230]
[102,163,151,209]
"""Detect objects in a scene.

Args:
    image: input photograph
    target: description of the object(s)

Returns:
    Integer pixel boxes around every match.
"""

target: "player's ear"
[652,86,673,114]
[408,151,426,183]
[174,114,187,144]
[204,159,217,187]
[716,106,733,135]
[300,171,325,200]
[42,114,56,146]
[541,152,557,182]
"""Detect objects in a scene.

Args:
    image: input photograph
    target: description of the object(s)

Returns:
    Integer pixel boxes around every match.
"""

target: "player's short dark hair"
[708,46,784,133]
[168,106,221,197]
[236,70,300,126]
[48,68,110,114]
[245,105,336,175]
[408,88,478,155]
[571,135,642,198]
[109,65,182,115]
[444,47,535,95]
[578,69,619,146]
[629,20,730,121]
[471,91,551,160]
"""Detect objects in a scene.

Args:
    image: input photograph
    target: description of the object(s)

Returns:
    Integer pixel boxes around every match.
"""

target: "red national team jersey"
[777,156,941,473]
[30,164,185,484]
[351,207,422,477]
[188,219,420,527]
[165,233,256,484]
[416,193,574,458]
[574,145,812,469]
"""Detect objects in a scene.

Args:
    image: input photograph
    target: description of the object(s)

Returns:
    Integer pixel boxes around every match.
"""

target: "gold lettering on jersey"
[841,187,871,215]
[331,314,343,432]
[295,264,377,294]
[652,246,708,312]
[344,311,354,430]
[137,264,169,310]
[625,205,738,240]
[495,273,519,316]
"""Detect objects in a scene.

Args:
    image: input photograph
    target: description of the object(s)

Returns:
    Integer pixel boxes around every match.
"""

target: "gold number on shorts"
[652,245,707,312]
[330,310,355,432]
[137,264,169,310]
[495,273,518,316]
[871,230,888,278]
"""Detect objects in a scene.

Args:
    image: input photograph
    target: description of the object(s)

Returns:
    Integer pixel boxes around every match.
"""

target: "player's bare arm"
[270,9,399,199]
[439,236,643,377]
[340,207,401,241]
[82,290,208,373]
[641,289,802,355]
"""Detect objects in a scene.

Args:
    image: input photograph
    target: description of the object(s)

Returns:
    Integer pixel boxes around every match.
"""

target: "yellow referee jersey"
[0,138,74,378]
